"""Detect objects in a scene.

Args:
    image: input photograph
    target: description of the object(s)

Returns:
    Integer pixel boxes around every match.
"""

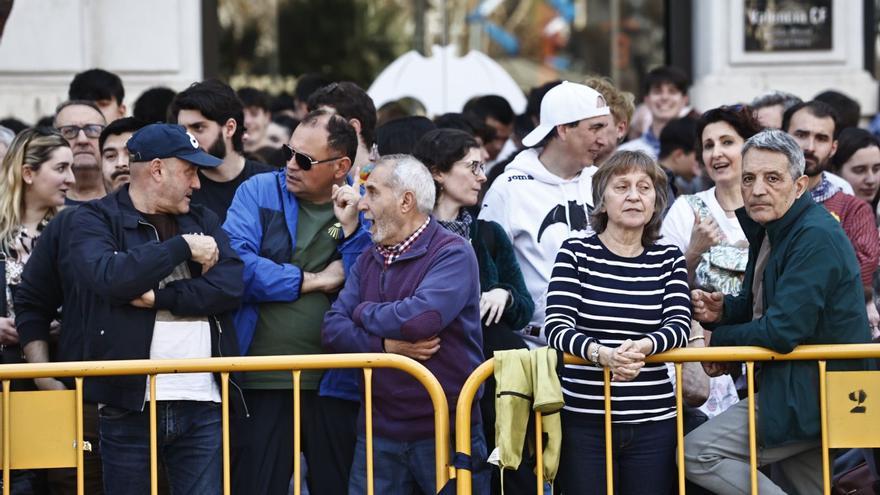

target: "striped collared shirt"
[375,217,431,269]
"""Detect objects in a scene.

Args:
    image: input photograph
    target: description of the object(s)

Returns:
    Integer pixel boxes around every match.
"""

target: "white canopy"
[368,44,527,117]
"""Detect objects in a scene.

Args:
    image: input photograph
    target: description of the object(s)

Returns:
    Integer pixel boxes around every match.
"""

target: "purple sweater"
[322,218,484,441]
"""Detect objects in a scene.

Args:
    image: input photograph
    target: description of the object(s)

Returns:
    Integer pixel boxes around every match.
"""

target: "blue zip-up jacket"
[70,186,246,412]
[222,170,371,355]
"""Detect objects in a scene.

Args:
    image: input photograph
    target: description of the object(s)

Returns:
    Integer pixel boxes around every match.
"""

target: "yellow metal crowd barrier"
[0,353,451,495]
[454,343,880,495]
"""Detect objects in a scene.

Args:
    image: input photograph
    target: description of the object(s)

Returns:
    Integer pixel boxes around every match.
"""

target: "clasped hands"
[593,339,647,382]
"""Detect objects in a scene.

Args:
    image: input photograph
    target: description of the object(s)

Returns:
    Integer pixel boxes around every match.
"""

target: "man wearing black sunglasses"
[223,108,372,495]
[54,100,107,204]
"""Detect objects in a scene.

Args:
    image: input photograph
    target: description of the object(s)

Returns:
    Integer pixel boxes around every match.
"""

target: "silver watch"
[590,342,602,367]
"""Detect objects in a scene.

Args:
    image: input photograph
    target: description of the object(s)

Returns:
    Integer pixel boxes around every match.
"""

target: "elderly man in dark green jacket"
[685,129,871,495]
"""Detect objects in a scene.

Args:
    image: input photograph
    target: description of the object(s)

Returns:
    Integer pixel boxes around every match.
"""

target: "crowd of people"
[0,64,877,495]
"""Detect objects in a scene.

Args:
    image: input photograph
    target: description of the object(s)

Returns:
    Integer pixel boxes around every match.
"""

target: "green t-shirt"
[244,200,339,390]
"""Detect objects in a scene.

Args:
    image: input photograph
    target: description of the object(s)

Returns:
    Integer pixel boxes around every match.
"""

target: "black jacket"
[15,207,84,388]
[70,186,245,411]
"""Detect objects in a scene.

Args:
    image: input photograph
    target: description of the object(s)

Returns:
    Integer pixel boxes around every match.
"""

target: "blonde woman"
[0,128,74,358]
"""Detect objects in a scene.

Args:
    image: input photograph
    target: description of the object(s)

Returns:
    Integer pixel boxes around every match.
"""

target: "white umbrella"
[367,44,527,117]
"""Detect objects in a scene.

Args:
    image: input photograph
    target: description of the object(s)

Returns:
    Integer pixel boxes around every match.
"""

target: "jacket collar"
[114,186,146,229]
[735,192,814,246]
[113,184,204,233]
[370,217,441,264]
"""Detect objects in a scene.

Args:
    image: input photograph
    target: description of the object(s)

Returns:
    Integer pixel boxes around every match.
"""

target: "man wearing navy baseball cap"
[69,123,246,494]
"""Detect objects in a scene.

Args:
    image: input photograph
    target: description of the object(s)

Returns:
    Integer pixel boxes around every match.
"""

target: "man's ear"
[556,123,570,141]
[118,103,128,119]
[794,174,810,197]
[829,139,839,159]
[333,156,352,180]
[400,190,417,214]
[150,158,165,182]
[670,148,685,162]
[224,118,237,140]
[616,120,627,142]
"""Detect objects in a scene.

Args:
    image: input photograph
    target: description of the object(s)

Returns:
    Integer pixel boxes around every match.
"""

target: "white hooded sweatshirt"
[479,148,596,335]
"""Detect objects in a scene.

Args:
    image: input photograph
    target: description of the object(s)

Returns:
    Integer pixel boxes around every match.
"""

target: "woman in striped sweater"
[545,151,691,495]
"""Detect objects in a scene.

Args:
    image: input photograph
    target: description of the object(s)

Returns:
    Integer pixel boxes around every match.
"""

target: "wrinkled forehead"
[364,162,392,188]
[743,148,790,174]
[56,104,105,126]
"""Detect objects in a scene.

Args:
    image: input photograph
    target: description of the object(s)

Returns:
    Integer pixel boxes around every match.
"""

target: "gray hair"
[751,90,803,112]
[376,154,436,215]
[742,129,805,180]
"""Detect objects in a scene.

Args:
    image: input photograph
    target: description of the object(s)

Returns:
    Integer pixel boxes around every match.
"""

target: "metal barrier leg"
[675,363,685,495]
[746,362,757,495]
[535,411,543,494]
[75,377,84,495]
[603,367,613,494]
[364,369,374,495]
[818,361,830,495]
[149,375,158,495]
[221,372,230,495]
[3,380,9,495]
[292,371,301,495]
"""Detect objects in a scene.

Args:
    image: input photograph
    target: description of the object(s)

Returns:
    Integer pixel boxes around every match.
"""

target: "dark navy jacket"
[15,207,84,387]
[70,186,245,411]
[14,206,83,361]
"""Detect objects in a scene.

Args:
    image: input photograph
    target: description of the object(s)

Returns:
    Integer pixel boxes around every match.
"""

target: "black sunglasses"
[281,144,342,171]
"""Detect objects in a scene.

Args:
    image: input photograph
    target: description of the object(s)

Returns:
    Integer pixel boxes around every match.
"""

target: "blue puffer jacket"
[222,170,371,355]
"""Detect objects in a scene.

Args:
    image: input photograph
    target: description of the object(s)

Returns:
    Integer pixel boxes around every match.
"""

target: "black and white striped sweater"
[545,235,691,423]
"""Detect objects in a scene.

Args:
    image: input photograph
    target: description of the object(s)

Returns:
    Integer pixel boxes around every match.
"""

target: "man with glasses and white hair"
[54,99,107,203]
[323,154,489,494]
[686,129,871,494]
[223,108,371,494]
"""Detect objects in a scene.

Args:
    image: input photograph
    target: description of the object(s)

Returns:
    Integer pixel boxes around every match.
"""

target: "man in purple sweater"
[322,153,489,493]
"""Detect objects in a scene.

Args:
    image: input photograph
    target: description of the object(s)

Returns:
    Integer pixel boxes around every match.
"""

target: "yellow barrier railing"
[454,343,880,494]
[0,353,451,495]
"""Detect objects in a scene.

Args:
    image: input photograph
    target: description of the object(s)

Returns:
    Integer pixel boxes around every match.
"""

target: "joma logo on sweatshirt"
[507,174,534,182]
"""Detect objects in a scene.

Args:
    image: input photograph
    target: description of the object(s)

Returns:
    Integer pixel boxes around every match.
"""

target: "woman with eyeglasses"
[0,127,73,492]
[413,128,535,492]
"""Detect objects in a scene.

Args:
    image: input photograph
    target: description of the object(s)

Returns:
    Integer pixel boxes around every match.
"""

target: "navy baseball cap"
[126,123,222,168]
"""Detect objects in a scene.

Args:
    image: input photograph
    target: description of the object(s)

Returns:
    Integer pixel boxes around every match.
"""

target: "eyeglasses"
[57,124,104,140]
[461,160,487,176]
[281,144,342,171]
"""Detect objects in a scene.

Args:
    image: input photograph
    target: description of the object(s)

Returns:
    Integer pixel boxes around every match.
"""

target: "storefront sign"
[743,0,832,52]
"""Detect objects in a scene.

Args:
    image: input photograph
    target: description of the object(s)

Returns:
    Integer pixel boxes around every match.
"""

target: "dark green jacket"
[471,220,534,331]
[709,193,871,447]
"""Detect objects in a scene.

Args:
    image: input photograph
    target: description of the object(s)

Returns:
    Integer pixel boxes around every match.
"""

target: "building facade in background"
[0,0,877,123]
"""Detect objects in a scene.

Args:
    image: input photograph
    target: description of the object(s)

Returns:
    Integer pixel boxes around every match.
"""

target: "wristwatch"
[590,342,602,367]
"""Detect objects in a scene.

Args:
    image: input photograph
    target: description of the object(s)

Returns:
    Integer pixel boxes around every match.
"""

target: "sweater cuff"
[16,320,50,347]
[165,235,192,266]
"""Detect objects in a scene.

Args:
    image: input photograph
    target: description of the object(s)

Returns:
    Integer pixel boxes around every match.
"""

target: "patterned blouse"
[3,215,51,319]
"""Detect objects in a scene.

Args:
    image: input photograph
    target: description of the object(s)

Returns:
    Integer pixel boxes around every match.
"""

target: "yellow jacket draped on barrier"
[493,347,563,483]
